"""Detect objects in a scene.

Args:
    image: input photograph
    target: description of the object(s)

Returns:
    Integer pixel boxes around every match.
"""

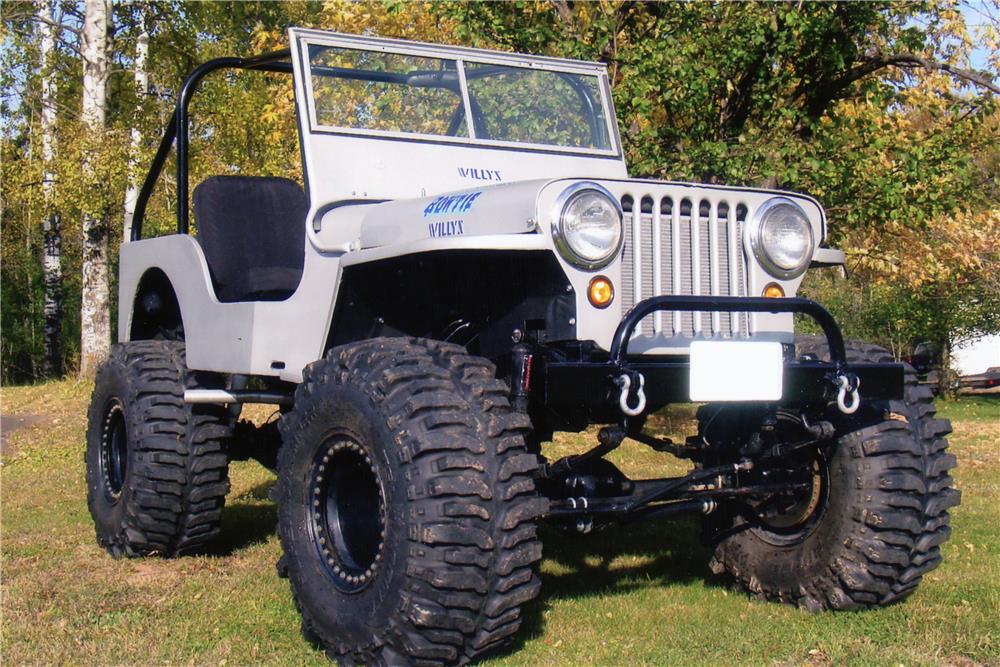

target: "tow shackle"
[614,372,646,417]
[834,372,862,414]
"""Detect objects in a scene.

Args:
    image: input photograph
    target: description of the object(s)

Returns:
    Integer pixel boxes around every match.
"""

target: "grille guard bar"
[610,295,847,372]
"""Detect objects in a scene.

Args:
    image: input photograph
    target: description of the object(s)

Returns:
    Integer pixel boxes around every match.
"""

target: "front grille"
[620,193,750,338]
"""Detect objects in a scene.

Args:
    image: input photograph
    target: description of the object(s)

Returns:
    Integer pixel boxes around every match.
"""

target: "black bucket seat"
[193,175,307,302]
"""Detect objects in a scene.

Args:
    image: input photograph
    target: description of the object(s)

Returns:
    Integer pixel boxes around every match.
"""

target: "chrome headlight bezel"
[749,197,815,280]
[551,182,624,271]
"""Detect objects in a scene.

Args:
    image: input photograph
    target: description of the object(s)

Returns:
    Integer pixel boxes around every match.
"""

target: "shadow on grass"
[209,479,278,556]
[496,515,719,659]
[210,478,720,658]
[541,517,712,595]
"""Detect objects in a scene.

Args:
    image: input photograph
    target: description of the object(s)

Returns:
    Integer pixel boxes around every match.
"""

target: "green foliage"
[439,0,1000,361]
[1,1,998,382]
[0,229,45,379]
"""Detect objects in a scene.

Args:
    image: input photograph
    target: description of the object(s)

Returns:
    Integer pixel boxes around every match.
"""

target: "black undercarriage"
[226,294,904,531]
[535,411,835,534]
[514,295,903,530]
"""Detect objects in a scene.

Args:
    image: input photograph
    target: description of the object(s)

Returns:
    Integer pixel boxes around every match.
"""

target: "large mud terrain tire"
[86,341,231,557]
[707,337,960,610]
[276,338,547,665]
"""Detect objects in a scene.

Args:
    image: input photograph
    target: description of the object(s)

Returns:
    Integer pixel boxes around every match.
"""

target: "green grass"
[2,382,997,666]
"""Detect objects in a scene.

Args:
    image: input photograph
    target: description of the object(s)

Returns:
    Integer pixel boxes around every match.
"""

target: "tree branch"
[869,53,1000,96]
[6,9,83,37]
[549,0,574,26]
[793,49,999,136]
[548,0,585,42]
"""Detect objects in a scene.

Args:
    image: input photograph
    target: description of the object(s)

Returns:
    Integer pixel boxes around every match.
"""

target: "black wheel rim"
[752,452,829,545]
[101,400,129,500]
[309,436,386,592]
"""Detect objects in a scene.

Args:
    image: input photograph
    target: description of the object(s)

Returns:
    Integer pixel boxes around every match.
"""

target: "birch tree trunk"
[38,0,62,376]
[122,10,148,242]
[79,0,111,377]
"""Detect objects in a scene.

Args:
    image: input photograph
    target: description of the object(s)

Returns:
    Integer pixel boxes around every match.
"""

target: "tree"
[122,5,148,242]
[78,0,111,377]
[37,0,62,376]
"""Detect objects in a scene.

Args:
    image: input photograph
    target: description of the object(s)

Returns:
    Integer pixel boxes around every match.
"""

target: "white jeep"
[86,29,959,665]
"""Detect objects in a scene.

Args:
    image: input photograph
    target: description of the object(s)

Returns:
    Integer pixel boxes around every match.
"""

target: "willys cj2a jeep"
[86,29,960,665]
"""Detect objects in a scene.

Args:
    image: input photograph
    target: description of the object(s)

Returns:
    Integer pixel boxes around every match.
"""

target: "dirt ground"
[0,413,45,457]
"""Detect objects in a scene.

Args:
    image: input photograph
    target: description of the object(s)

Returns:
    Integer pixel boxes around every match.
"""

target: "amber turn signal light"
[588,276,614,308]
[763,283,785,298]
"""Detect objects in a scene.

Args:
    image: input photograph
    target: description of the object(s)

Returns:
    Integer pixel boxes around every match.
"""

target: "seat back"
[193,176,307,302]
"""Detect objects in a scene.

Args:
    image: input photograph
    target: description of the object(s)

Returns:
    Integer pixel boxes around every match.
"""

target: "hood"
[358,180,549,248]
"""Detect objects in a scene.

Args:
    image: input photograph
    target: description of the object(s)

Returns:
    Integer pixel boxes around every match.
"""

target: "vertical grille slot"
[621,194,635,320]
[678,199,694,336]
[736,204,749,334]
[638,196,655,335]
[659,197,674,335]
[717,201,732,333]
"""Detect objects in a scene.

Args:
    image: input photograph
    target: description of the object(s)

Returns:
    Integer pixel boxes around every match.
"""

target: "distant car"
[902,341,940,376]
[902,340,943,394]
[960,366,1000,394]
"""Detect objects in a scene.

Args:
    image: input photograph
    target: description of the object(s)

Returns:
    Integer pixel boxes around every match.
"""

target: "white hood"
[358,180,549,248]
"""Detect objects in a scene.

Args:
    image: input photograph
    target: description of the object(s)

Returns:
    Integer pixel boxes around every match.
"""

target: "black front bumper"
[540,358,904,410]
[529,295,905,416]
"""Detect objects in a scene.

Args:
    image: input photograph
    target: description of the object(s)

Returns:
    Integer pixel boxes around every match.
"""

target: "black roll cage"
[130,48,608,242]
[132,50,294,242]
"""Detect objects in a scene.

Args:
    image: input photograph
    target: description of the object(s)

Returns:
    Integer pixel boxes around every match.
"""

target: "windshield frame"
[297,31,621,158]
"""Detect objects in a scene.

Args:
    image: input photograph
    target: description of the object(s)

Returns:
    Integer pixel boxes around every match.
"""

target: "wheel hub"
[100,400,128,500]
[753,454,828,543]
[309,438,386,592]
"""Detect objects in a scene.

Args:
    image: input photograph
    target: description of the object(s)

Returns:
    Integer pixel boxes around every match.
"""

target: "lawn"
[2,381,997,666]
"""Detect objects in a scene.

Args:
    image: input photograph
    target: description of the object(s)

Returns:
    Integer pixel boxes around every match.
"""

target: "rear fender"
[118,236,254,372]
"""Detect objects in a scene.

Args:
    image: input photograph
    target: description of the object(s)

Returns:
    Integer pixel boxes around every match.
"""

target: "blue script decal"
[428,219,465,238]
[458,167,502,182]
[423,191,483,217]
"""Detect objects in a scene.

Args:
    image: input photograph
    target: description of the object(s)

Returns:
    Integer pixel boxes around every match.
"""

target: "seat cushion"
[214,267,304,303]
[194,175,307,302]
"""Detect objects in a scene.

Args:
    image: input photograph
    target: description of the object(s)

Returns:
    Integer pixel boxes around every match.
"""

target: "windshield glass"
[305,44,613,153]
[464,62,610,150]
[309,46,464,136]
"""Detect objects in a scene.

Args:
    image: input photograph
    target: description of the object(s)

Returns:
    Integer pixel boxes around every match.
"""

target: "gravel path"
[0,413,46,457]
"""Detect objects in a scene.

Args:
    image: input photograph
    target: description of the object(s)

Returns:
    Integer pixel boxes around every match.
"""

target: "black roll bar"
[130,50,293,242]
[608,295,849,371]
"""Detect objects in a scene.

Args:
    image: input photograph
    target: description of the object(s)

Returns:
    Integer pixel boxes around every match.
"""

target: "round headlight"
[552,183,623,270]
[750,198,815,279]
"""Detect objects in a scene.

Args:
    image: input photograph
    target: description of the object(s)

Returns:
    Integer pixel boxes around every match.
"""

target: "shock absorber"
[509,340,533,413]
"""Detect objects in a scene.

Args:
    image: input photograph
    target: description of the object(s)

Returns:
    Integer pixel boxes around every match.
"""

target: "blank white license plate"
[689,341,783,402]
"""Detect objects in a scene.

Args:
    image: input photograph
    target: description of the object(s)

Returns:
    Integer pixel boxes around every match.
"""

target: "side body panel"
[119,235,342,381]
[118,235,254,371]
